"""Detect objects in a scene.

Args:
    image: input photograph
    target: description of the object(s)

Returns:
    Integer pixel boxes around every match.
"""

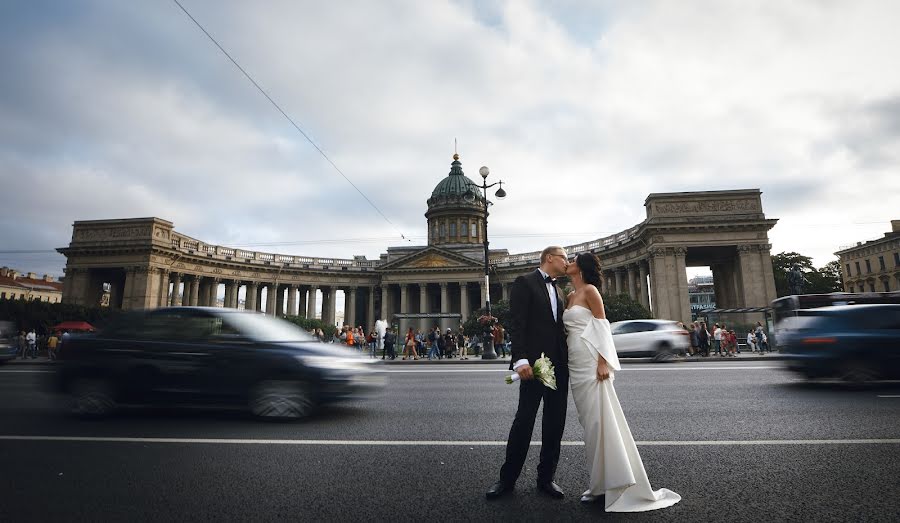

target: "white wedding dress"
[563,305,681,512]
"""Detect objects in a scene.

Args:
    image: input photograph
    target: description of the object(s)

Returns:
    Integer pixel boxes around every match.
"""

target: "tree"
[602,294,652,323]
[461,300,510,337]
[771,252,843,296]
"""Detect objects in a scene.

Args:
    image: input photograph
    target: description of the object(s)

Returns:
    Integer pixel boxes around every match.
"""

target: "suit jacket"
[507,269,568,371]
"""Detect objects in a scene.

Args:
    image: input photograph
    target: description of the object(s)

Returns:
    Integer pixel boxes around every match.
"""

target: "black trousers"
[499,369,569,485]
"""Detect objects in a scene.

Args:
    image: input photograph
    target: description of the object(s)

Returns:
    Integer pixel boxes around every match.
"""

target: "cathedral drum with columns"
[58,155,778,332]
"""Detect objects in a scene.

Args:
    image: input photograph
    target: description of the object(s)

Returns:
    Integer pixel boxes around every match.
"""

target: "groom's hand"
[517,364,534,381]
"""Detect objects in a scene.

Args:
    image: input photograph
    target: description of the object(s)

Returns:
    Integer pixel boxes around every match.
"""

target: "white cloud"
[0,0,898,279]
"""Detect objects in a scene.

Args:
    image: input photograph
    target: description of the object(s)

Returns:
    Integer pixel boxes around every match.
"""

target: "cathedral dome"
[430,154,480,199]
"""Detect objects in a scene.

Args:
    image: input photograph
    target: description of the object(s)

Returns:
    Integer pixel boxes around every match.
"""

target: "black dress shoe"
[486,481,513,500]
[537,481,565,499]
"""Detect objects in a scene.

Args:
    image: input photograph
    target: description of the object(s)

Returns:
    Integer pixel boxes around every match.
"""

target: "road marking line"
[877,395,900,398]
[385,366,780,373]
[0,436,897,446]
[0,370,53,374]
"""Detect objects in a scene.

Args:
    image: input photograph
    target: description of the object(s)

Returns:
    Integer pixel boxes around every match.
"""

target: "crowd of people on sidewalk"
[685,320,770,357]
[309,321,512,361]
[9,328,69,360]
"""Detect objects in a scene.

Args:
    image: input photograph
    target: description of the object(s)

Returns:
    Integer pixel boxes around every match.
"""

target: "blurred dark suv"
[56,307,384,419]
[779,304,900,383]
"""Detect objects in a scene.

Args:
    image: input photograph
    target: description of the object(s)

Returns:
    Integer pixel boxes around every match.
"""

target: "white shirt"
[514,269,558,371]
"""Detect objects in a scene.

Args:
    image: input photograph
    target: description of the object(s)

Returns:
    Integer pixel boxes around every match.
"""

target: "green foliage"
[0,298,121,334]
[461,300,510,337]
[771,252,843,296]
[601,293,652,323]
[283,315,332,333]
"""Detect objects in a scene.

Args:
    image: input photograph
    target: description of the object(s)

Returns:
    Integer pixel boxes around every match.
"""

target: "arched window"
[440,222,446,238]
[461,222,468,238]
[449,222,456,239]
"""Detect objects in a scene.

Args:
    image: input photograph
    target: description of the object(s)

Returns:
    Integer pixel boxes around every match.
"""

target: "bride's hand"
[596,359,610,381]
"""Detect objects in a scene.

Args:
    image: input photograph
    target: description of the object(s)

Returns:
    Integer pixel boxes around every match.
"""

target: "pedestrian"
[427,326,441,360]
[47,331,59,361]
[727,330,737,357]
[402,327,418,360]
[17,330,26,359]
[443,329,455,358]
[493,324,507,358]
[457,329,468,360]
[383,328,397,360]
[689,323,699,357]
[25,329,37,359]
[367,329,377,357]
[698,322,710,357]
[755,322,766,353]
[713,323,723,356]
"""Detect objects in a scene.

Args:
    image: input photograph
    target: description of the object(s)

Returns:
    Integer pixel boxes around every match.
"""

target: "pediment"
[378,247,482,272]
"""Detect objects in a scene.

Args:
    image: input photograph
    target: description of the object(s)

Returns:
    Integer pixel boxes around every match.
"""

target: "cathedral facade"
[58,155,779,333]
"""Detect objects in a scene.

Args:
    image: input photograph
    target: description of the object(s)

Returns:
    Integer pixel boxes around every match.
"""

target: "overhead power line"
[171,0,410,242]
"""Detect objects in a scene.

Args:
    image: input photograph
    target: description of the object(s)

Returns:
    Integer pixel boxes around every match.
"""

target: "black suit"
[499,269,569,486]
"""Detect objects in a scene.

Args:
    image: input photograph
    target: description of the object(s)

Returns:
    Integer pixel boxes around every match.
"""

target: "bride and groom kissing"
[485,247,680,512]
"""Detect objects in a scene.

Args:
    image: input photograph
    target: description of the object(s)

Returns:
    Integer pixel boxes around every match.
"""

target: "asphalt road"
[1,361,899,522]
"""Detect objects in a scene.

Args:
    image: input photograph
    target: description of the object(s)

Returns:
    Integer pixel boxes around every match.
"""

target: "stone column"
[367,286,375,327]
[244,282,257,311]
[399,284,409,337]
[673,247,691,323]
[170,273,182,306]
[380,284,389,322]
[206,278,218,307]
[501,282,510,302]
[479,281,487,311]
[287,284,297,317]
[323,287,334,326]
[224,281,234,309]
[266,283,278,315]
[627,265,638,300]
[649,248,670,319]
[419,284,429,331]
[297,286,308,318]
[307,285,318,319]
[639,261,650,311]
[440,282,449,331]
[759,244,778,304]
[157,269,170,308]
[460,282,470,323]
[347,287,357,327]
[614,268,624,296]
[189,276,200,306]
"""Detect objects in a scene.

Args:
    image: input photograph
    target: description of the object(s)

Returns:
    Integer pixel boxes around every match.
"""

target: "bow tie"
[544,275,557,284]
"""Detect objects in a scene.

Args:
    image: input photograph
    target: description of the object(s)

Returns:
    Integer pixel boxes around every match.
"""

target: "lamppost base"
[481,340,498,360]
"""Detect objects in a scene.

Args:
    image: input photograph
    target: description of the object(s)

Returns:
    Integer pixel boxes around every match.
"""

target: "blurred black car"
[0,321,17,363]
[56,307,384,419]
[779,304,900,383]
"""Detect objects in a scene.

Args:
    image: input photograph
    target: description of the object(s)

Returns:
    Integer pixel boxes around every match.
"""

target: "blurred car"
[779,304,900,383]
[610,319,690,361]
[0,321,17,363]
[55,307,384,419]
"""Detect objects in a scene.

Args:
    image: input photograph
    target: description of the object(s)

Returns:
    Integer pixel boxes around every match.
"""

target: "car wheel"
[652,342,674,362]
[249,380,314,420]
[68,378,116,417]
[841,360,879,385]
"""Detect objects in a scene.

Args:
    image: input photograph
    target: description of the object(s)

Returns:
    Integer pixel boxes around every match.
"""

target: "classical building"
[0,267,64,303]
[58,155,779,332]
[835,220,900,293]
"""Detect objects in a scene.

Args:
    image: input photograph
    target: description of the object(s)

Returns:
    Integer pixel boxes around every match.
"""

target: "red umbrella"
[52,321,96,332]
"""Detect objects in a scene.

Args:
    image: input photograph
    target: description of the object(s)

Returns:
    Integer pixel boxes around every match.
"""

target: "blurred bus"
[772,292,900,344]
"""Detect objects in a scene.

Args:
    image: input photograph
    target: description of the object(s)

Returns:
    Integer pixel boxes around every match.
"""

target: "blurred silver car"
[610,319,690,361]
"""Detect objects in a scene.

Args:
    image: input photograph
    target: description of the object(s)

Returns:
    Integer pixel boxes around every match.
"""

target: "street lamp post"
[466,166,506,360]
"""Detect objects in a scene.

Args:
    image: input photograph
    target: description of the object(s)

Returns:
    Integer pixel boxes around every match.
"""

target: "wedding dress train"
[563,305,681,512]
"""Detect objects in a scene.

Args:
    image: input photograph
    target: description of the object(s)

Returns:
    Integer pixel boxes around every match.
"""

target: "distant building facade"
[836,220,900,293]
[0,267,64,303]
[688,275,715,320]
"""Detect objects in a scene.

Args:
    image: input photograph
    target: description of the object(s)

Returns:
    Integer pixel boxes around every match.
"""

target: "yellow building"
[836,220,900,293]
[0,267,64,303]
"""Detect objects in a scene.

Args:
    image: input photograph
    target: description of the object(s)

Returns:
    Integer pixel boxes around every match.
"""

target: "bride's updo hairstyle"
[575,253,603,289]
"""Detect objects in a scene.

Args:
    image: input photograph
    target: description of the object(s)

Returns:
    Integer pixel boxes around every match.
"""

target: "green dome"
[431,155,480,198]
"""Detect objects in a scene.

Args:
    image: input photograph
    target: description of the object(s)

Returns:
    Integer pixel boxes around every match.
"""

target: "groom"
[486,246,570,500]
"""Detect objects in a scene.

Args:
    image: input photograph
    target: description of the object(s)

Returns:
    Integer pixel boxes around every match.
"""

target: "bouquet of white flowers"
[505,353,557,390]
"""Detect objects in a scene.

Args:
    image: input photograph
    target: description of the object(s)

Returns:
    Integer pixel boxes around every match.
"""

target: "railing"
[168,221,647,271]
[491,222,645,266]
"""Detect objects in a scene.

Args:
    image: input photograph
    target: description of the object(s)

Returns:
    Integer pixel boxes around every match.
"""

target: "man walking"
[486,246,569,500]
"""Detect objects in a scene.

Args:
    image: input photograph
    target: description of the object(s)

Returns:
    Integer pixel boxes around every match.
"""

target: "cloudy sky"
[2,0,898,280]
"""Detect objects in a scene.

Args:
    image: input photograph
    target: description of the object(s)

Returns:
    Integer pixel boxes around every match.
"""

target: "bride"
[563,252,681,512]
